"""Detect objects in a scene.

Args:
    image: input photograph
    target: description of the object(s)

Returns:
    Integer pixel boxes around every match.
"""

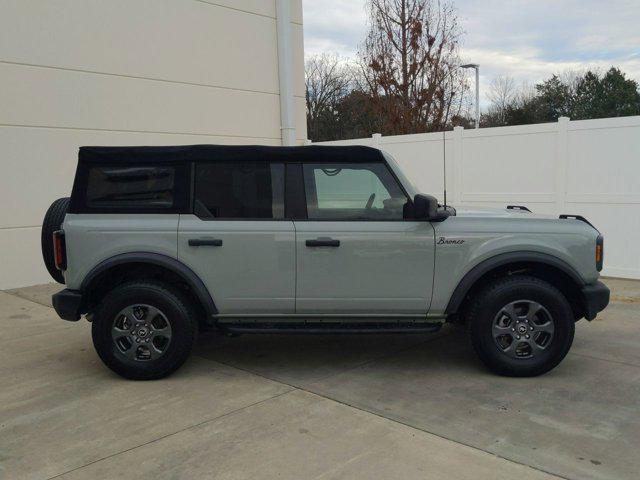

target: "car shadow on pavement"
[192,325,487,386]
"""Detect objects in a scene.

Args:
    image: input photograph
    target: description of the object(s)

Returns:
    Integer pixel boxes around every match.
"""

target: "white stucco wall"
[0,0,306,289]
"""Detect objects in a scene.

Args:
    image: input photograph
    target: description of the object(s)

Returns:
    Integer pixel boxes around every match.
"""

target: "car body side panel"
[429,215,600,314]
[63,213,179,289]
[177,215,295,314]
[294,220,435,314]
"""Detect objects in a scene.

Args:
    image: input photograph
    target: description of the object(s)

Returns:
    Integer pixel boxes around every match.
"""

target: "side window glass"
[303,163,408,220]
[86,166,175,208]
[194,162,284,219]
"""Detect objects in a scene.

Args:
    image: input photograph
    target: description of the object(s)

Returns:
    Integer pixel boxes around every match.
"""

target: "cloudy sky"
[302,0,640,108]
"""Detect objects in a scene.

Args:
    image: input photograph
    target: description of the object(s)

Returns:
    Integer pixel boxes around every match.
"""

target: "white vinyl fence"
[315,116,640,280]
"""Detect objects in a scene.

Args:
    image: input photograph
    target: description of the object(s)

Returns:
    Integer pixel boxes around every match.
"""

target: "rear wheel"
[91,281,198,380]
[467,276,574,377]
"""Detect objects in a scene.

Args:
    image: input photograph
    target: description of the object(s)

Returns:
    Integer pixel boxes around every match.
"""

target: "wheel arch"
[80,252,217,321]
[445,252,586,320]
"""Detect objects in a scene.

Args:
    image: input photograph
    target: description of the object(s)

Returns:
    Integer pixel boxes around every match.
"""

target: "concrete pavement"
[1,279,638,479]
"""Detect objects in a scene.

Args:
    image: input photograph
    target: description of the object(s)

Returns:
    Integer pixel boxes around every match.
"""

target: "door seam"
[176,214,181,260]
[292,220,297,313]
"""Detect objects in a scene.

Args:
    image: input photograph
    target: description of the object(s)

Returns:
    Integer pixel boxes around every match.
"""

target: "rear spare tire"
[41,197,70,284]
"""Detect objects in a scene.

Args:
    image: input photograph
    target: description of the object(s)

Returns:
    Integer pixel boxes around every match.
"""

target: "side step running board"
[221,322,442,335]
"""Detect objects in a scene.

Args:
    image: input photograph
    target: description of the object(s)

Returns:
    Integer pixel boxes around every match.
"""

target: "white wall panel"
[0,0,287,95]
[0,63,282,139]
[0,228,51,290]
[461,131,556,196]
[458,201,559,215]
[196,0,279,18]
[294,96,308,141]
[567,124,640,196]
[319,138,375,146]
[197,0,304,23]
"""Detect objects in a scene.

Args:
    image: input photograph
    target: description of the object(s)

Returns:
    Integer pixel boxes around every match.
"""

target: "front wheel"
[467,276,574,377]
[92,281,198,380]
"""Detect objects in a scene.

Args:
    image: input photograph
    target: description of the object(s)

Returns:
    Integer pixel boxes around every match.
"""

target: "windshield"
[381,151,418,198]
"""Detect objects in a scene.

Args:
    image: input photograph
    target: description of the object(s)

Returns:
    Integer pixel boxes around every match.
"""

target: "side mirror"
[412,194,448,221]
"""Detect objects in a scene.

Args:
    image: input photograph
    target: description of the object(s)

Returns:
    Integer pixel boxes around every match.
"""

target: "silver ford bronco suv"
[43,145,610,380]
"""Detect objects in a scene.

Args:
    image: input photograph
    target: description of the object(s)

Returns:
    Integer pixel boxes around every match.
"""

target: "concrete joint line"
[45,388,297,480]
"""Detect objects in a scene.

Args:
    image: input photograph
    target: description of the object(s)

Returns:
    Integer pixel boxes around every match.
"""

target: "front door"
[294,161,435,315]
[178,161,295,314]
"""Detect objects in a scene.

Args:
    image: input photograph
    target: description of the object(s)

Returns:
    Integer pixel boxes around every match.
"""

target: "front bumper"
[52,289,83,321]
[581,280,610,321]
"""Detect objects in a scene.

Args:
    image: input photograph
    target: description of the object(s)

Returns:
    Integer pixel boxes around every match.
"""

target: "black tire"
[467,276,574,377]
[41,197,70,283]
[91,281,198,380]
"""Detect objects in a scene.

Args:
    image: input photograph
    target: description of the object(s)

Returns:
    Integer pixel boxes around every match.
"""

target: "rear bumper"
[52,289,83,321]
[581,280,610,321]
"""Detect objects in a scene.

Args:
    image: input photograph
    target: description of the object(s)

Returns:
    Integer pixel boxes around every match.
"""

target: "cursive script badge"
[437,237,465,245]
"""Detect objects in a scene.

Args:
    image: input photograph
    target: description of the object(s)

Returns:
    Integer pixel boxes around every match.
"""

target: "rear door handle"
[188,238,223,247]
[306,238,340,247]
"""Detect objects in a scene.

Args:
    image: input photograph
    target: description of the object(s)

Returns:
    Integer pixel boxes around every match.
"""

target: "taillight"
[53,230,67,270]
[595,235,604,272]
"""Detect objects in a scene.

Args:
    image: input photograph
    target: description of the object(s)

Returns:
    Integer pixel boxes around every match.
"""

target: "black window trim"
[285,162,307,220]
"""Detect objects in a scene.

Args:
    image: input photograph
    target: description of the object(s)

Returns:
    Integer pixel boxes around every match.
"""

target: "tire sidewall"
[41,197,70,284]
[92,283,196,380]
[470,278,574,376]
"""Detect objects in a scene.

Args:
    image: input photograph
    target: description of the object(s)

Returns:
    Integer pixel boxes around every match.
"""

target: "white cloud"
[303,0,367,57]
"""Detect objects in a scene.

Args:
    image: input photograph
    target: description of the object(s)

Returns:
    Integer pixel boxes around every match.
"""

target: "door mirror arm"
[409,194,451,222]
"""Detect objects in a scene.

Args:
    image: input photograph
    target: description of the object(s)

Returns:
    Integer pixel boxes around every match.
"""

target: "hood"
[452,206,556,220]
[445,205,599,236]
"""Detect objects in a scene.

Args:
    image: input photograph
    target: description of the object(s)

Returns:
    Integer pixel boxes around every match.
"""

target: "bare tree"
[559,68,588,95]
[305,54,352,141]
[487,76,516,111]
[485,76,517,125]
[358,0,466,134]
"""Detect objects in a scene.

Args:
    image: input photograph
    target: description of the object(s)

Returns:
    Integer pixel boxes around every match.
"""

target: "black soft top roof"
[78,144,384,164]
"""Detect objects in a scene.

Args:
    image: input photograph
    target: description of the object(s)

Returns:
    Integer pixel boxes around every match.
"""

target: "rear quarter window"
[69,162,190,214]
[86,166,175,208]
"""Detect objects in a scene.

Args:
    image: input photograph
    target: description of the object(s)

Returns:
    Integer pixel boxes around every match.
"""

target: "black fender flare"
[444,251,585,314]
[80,252,217,316]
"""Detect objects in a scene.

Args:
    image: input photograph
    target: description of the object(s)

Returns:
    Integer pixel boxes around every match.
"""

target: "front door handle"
[306,238,340,247]
[188,238,223,247]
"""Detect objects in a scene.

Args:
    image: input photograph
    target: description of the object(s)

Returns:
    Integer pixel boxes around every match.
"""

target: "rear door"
[178,161,295,314]
[294,161,436,315]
